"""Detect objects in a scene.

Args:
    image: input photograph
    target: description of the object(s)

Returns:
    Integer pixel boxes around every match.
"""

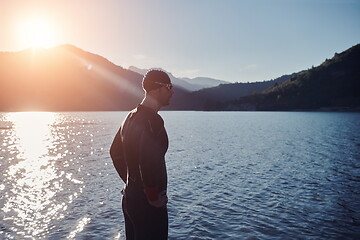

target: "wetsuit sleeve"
[110,128,127,183]
[138,121,165,200]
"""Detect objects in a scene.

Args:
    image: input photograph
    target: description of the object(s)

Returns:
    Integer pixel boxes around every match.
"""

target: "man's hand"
[148,190,168,208]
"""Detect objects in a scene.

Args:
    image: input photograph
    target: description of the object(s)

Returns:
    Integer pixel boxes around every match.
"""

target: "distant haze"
[129,66,228,91]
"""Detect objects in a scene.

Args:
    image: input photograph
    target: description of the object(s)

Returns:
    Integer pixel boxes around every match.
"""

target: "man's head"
[142,69,174,106]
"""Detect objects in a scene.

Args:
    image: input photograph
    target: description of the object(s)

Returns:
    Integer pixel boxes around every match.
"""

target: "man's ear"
[152,87,162,95]
[147,87,160,97]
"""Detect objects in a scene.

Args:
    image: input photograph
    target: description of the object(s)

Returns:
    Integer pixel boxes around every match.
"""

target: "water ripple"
[1,111,360,239]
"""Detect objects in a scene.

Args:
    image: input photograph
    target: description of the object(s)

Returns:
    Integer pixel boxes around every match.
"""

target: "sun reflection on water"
[1,112,83,238]
[9,112,56,160]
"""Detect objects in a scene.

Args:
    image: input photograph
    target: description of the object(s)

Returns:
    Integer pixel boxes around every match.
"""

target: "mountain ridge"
[128,66,228,91]
[0,43,358,111]
[169,73,296,110]
[212,44,360,111]
[0,44,145,111]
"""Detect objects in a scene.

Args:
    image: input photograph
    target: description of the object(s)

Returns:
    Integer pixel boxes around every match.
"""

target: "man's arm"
[110,128,127,183]
[138,124,167,207]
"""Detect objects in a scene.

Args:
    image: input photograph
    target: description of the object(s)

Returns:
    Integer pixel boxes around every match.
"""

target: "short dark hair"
[142,69,171,92]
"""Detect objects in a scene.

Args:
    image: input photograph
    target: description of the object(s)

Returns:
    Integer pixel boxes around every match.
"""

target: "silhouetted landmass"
[0,45,187,111]
[170,74,295,110]
[201,44,360,111]
[129,66,228,91]
[1,44,359,111]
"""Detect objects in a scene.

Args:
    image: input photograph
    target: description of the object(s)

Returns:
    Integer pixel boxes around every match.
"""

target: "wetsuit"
[110,105,168,240]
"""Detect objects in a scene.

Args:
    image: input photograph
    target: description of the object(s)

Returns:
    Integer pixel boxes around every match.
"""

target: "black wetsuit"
[110,105,168,240]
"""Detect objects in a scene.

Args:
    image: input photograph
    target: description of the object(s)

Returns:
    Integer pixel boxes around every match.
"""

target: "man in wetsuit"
[110,69,174,240]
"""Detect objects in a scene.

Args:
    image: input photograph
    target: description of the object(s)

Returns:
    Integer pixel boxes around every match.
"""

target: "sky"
[1,0,359,83]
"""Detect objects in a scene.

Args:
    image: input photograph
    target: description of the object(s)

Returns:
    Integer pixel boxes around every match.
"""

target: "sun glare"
[17,17,57,49]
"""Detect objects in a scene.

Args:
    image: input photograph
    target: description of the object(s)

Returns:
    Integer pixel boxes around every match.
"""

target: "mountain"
[170,74,295,110]
[0,45,188,111]
[181,76,229,90]
[129,66,228,91]
[128,66,148,76]
[219,44,360,111]
[1,44,358,112]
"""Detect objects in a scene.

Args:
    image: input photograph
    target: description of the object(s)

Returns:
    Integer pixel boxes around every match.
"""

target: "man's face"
[157,83,174,107]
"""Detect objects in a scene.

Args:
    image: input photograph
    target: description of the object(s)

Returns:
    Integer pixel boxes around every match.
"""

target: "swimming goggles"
[154,82,173,90]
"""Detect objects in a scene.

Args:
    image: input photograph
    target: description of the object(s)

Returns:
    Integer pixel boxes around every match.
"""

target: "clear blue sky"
[1,0,359,82]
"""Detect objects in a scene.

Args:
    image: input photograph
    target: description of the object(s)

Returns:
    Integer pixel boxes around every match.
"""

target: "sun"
[17,17,57,49]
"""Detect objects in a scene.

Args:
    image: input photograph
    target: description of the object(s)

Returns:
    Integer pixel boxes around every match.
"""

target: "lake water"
[0,111,359,240]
